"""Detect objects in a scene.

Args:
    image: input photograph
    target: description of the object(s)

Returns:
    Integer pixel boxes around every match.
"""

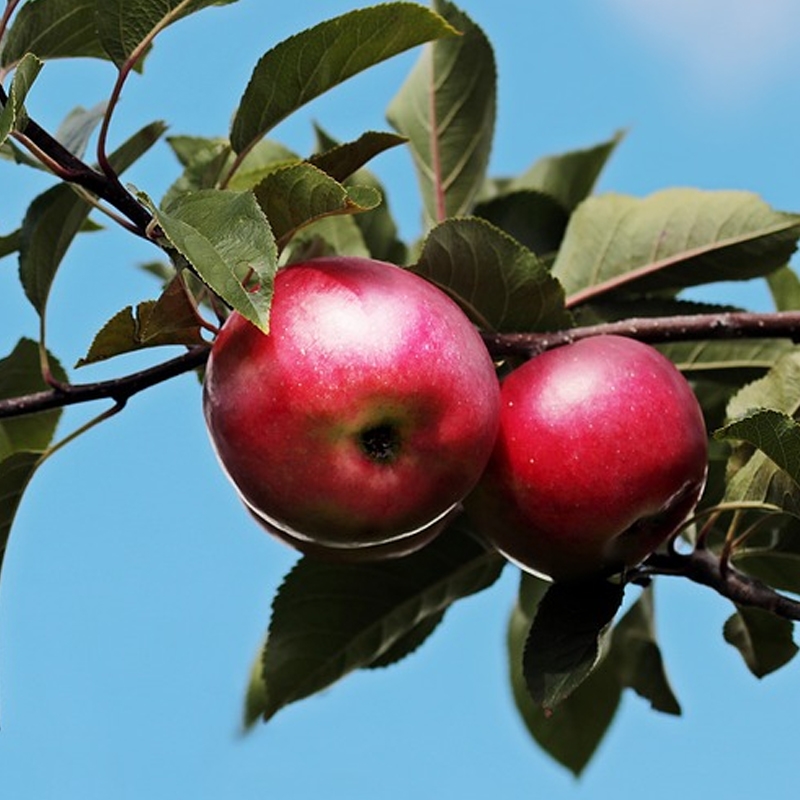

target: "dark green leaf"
[473,190,569,258]
[0,53,43,146]
[151,189,276,332]
[523,578,625,710]
[732,520,800,594]
[310,131,408,183]
[0,229,21,260]
[1,0,143,69]
[610,587,681,715]
[510,132,624,212]
[723,605,798,678]
[250,523,504,722]
[230,3,457,157]
[96,0,238,68]
[553,189,800,305]
[367,610,446,669]
[252,163,381,248]
[76,275,206,366]
[386,0,495,228]
[508,596,621,777]
[0,450,46,577]
[0,339,67,460]
[19,120,167,315]
[414,217,572,332]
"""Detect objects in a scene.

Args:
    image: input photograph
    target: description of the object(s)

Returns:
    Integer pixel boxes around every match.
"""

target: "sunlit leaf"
[230,3,457,157]
[96,0,238,68]
[553,189,800,305]
[19,121,167,316]
[522,578,625,711]
[252,163,381,248]
[510,132,624,212]
[723,605,798,678]
[387,0,495,228]
[249,523,504,722]
[151,189,276,332]
[767,266,800,311]
[414,217,572,332]
[0,54,43,146]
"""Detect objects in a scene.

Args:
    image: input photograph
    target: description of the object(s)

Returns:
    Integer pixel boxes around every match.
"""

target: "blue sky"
[2,1,800,798]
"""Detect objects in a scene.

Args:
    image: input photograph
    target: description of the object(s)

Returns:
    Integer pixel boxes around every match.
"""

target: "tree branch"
[634,547,800,621]
[483,310,800,358]
[0,346,209,420]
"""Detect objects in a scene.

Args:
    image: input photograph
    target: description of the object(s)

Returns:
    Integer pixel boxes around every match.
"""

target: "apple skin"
[203,256,500,552]
[465,335,708,581]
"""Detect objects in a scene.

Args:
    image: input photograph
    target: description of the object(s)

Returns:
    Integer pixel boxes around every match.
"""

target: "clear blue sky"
[1,1,800,798]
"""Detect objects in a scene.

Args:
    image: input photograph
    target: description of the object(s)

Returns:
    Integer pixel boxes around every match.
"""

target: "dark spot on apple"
[359,423,402,463]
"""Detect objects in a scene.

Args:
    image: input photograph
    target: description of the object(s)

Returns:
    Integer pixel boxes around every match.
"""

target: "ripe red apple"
[203,256,500,555]
[466,335,707,581]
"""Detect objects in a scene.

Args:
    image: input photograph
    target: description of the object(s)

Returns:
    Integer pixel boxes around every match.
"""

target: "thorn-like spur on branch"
[0,85,152,234]
[0,346,210,421]
[634,547,800,621]
[483,311,800,359]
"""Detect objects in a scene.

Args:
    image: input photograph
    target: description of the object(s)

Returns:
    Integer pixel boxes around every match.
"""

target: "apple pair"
[203,256,707,579]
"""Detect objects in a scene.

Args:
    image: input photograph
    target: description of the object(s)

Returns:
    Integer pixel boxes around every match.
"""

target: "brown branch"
[634,547,800,621]
[0,346,210,420]
[483,310,800,358]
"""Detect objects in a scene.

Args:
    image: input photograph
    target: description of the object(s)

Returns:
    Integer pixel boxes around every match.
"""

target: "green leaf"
[151,189,276,331]
[0,229,21,260]
[76,275,206,366]
[723,605,798,678]
[0,450,46,578]
[249,523,504,722]
[0,0,145,70]
[553,189,800,305]
[510,132,624,212]
[473,190,570,259]
[54,102,107,159]
[732,521,800,594]
[768,266,800,311]
[414,217,572,332]
[230,3,457,157]
[0,338,67,461]
[523,578,625,711]
[0,53,43,146]
[367,610,446,669]
[508,592,622,777]
[716,409,800,485]
[252,163,381,248]
[282,214,372,262]
[659,339,795,381]
[19,120,167,316]
[95,0,238,69]
[610,587,681,715]
[386,0,495,228]
[310,131,408,183]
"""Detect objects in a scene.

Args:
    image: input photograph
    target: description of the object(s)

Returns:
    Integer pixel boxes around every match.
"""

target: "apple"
[466,335,707,581]
[203,256,500,555]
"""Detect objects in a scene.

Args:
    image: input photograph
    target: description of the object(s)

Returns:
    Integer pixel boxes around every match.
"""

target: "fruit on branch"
[466,335,708,581]
[203,256,501,556]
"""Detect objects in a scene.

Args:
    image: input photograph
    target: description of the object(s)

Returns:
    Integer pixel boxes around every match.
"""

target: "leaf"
[95,0,238,68]
[54,102,108,159]
[473,190,570,259]
[0,53,43,147]
[282,214,372,262]
[367,610,446,669]
[19,120,167,316]
[723,605,798,678]
[249,522,504,722]
[150,189,276,332]
[767,266,800,311]
[610,587,681,715]
[414,217,572,332]
[76,275,206,366]
[522,577,625,711]
[716,409,800,485]
[552,189,800,305]
[0,229,21,260]
[0,450,46,578]
[0,339,67,461]
[230,3,457,157]
[510,132,624,212]
[386,0,495,228]
[252,163,381,248]
[732,520,800,594]
[309,131,408,183]
[658,339,794,381]
[0,0,145,70]
[508,594,622,777]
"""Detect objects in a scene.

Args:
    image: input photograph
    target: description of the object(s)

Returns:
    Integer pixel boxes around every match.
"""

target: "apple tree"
[3,0,800,776]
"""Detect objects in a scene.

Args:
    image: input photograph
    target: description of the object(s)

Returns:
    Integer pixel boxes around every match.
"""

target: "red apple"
[466,335,707,581]
[203,256,500,554]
